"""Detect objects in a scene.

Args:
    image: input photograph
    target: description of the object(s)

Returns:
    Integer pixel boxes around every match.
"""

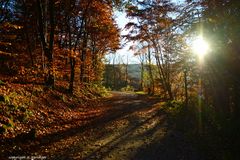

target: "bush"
[0,117,15,134]
[0,92,33,134]
[76,83,109,99]
[163,100,183,111]
[90,83,109,97]
[120,85,135,92]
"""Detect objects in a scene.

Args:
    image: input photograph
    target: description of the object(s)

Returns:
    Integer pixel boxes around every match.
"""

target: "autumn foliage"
[0,0,120,140]
[0,0,120,92]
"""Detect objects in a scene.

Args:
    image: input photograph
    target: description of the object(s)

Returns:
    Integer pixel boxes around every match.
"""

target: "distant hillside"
[103,64,142,90]
[127,64,141,79]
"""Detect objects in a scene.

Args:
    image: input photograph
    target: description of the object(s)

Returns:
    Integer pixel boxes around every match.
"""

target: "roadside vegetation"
[1,0,240,159]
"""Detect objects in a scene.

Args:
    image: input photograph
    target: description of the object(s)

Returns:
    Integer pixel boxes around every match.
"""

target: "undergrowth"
[0,80,109,137]
[162,97,240,160]
[0,86,33,135]
[120,85,135,92]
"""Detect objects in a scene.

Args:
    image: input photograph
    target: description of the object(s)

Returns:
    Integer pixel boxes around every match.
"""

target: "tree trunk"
[36,0,55,87]
[80,32,88,83]
[69,57,76,93]
[184,69,188,107]
[140,61,144,91]
[152,40,173,100]
[147,46,154,95]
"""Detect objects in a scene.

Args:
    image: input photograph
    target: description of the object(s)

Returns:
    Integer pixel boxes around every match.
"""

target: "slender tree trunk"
[125,56,128,87]
[140,61,144,91]
[80,32,88,83]
[67,15,76,93]
[112,54,116,89]
[147,46,154,95]
[69,57,75,93]
[36,0,55,87]
[184,69,188,107]
[152,40,173,100]
[21,0,34,66]
[46,0,55,87]
[25,29,34,66]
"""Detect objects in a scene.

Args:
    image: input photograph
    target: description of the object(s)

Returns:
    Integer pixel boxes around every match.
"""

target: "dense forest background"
[1,0,240,159]
[0,0,120,92]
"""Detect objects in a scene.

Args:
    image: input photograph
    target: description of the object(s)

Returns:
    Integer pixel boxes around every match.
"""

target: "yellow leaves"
[0,51,12,57]
[0,22,23,29]
[71,50,79,58]
[0,41,12,46]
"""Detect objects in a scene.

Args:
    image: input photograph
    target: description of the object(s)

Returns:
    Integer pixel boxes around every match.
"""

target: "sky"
[107,0,186,64]
[105,11,139,64]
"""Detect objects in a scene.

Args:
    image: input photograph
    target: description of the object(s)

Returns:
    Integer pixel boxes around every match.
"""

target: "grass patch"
[135,91,146,95]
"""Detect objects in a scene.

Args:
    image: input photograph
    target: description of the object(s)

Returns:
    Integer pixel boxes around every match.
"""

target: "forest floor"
[1,91,206,160]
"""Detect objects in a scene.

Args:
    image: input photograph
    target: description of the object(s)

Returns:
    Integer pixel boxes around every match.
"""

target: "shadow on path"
[1,92,205,160]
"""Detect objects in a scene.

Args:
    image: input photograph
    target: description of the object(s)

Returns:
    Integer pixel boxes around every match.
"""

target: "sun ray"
[192,36,209,62]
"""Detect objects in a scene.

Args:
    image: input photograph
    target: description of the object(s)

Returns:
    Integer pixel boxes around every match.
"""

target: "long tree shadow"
[50,105,167,159]
[1,94,161,158]
[131,130,205,160]
[48,95,205,160]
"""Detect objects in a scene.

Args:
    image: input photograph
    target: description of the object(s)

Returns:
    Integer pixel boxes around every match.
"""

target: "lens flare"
[192,36,209,59]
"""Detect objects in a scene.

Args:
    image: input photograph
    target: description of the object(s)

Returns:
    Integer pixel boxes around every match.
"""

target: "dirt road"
[2,92,204,160]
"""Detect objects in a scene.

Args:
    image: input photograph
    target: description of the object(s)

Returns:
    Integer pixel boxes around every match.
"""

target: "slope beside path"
[1,92,204,160]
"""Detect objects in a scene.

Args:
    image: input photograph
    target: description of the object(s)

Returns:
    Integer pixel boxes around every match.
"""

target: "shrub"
[0,92,33,134]
[121,85,135,92]
[1,117,15,134]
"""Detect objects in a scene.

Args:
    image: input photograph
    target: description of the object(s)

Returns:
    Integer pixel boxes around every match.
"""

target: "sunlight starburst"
[192,36,209,60]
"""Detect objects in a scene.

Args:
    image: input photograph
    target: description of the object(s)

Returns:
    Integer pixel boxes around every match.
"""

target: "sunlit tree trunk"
[152,39,173,100]
[147,45,154,95]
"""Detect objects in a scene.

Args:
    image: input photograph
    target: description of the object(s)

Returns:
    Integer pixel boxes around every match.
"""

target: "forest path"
[3,92,204,160]
[47,92,203,160]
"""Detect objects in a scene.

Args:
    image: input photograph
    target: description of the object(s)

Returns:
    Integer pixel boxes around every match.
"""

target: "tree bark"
[184,69,188,107]
[36,0,55,87]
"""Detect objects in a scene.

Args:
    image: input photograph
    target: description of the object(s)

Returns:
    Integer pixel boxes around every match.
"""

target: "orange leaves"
[68,49,79,59]
[126,5,139,17]
[0,22,23,30]
[19,66,26,76]
[78,0,120,83]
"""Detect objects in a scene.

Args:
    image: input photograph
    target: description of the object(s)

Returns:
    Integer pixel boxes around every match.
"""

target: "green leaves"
[0,116,15,134]
[0,94,10,104]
